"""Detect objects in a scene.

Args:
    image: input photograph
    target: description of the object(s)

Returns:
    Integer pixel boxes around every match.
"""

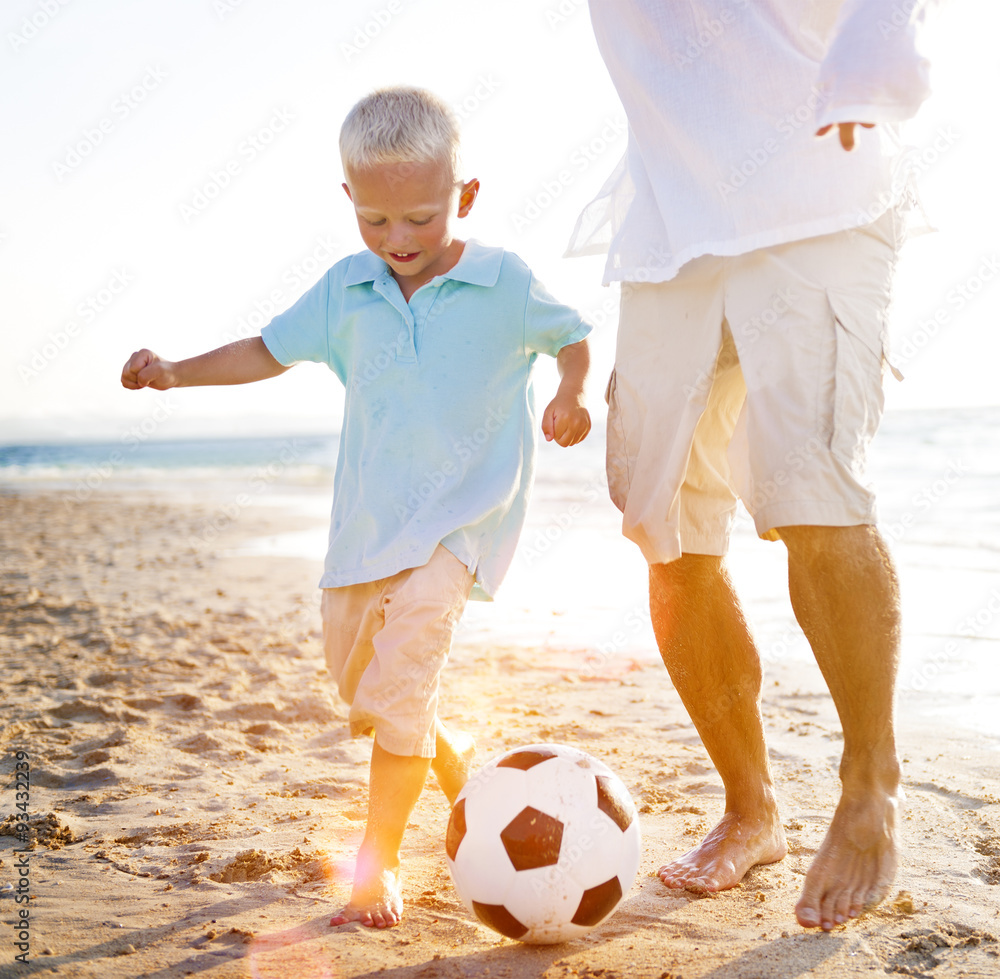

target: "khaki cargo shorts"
[606,210,902,564]
[321,544,474,758]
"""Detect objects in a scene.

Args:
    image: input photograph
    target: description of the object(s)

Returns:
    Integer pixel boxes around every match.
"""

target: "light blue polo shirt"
[260,239,591,599]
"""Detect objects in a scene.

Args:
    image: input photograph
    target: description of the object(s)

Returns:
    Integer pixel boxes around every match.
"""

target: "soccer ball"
[445,743,641,944]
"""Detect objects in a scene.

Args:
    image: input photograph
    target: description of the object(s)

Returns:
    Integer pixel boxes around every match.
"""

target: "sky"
[1,0,997,444]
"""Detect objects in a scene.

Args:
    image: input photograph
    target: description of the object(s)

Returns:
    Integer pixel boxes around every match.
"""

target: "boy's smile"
[343,160,479,299]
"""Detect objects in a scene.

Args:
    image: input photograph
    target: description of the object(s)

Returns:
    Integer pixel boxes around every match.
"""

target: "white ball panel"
[504,864,584,931]
[561,810,627,890]
[523,757,597,824]
[448,829,516,907]
[460,766,529,836]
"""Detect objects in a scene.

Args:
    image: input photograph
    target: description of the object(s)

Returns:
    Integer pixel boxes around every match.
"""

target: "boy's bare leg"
[780,524,902,932]
[431,719,477,805]
[330,742,430,928]
[650,554,787,892]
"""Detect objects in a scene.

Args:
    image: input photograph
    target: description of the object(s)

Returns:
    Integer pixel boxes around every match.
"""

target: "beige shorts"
[606,211,902,565]
[321,544,474,758]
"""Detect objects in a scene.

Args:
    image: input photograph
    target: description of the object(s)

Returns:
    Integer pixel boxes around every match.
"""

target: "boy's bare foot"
[432,726,476,805]
[658,809,787,892]
[330,865,403,929]
[795,785,900,931]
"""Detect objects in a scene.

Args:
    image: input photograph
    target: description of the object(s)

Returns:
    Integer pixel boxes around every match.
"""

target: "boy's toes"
[370,904,401,928]
[330,868,404,929]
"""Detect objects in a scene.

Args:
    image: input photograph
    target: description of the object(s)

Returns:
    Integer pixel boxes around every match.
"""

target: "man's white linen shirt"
[260,240,591,599]
[569,0,935,284]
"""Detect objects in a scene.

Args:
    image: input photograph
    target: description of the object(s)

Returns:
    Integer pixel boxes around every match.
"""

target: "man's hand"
[542,393,591,447]
[815,121,875,151]
[121,349,177,390]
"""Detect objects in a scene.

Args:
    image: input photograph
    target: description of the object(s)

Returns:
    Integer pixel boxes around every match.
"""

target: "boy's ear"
[342,182,353,201]
[457,178,480,218]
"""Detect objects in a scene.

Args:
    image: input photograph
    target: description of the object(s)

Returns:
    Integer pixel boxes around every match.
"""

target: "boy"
[121,86,592,928]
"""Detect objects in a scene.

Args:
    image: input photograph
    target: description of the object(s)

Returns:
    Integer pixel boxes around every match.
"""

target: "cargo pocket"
[604,368,630,513]
[826,290,897,479]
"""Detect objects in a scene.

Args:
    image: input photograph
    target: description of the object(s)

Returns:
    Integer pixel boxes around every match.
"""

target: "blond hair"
[340,86,461,178]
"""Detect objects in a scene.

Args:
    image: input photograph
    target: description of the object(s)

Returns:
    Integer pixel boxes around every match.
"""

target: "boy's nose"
[385,224,411,248]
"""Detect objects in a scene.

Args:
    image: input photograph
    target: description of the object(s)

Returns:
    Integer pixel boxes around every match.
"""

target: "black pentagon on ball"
[472,901,529,939]
[595,774,635,832]
[446,797,467,862]
[571,875,623,927]
[497,746,559,771]
[500,805,564,870]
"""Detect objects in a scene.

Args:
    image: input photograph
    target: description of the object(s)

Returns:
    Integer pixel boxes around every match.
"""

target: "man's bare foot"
[432,728,476,805]
[658,810,788,892]
[330,864,403,929]
[795,786,900,931]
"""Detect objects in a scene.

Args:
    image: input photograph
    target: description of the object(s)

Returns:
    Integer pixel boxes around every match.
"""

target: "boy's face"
[343,160,479,295]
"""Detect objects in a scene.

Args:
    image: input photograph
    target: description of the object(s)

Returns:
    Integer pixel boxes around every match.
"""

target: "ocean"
[2,406,999,740]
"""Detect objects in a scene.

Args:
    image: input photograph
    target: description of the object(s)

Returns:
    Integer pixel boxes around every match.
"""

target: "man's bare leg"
[651,554,787,891]
[431,718,476,805]
[330,742,430,928]
[780,524,902,931]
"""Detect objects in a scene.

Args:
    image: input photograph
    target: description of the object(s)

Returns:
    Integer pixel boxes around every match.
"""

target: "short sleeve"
[260,273,334,369]
[522,272,592,358]
[815,0,935,129]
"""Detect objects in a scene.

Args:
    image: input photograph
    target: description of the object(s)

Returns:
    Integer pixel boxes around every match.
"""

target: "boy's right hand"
[121,349,178,390]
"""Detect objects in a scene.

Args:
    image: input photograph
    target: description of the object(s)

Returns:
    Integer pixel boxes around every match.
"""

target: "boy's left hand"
[542,394,591,447]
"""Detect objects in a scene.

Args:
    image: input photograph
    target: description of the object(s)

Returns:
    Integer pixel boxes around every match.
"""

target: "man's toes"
[658,864,686,887]
[794,894,822,929]
[830,886,854,925]
[819,889,842,931]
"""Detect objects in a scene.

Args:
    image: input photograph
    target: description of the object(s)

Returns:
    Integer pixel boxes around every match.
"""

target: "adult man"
[569,0,934,931]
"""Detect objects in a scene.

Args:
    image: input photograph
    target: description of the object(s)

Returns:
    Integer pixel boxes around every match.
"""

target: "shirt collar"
[343,239,503,289]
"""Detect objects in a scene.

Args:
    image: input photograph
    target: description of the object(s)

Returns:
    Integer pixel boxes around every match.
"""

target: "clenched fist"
[121,349,178,390]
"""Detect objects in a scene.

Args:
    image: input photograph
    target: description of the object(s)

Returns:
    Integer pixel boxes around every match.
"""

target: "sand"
[1,488,999,979]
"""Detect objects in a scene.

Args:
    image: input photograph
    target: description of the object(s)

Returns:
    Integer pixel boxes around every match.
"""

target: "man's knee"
[778,524,889,568]
[650,552,725,589]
